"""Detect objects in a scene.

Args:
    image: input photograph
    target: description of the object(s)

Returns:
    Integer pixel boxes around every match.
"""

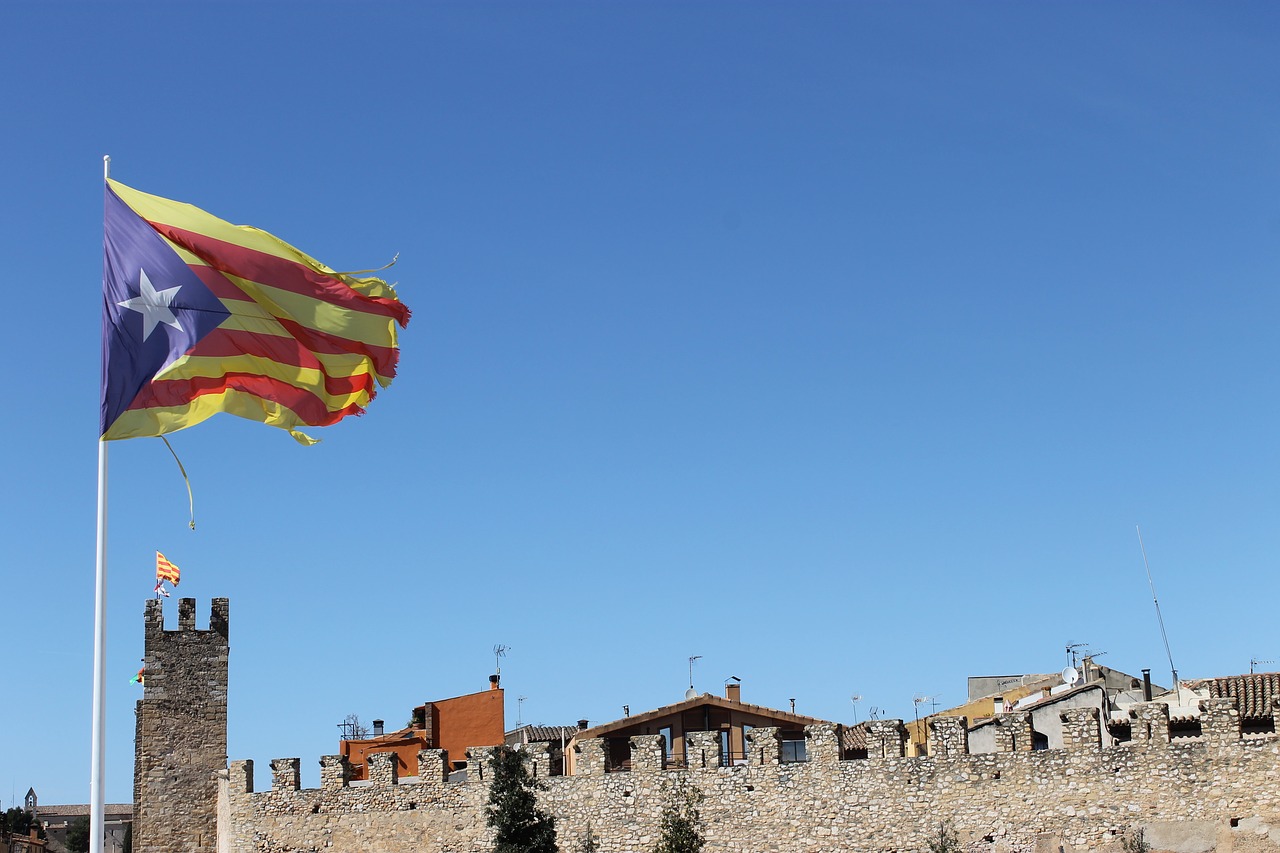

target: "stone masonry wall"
[135,598,229,853]
[223,708,1280,853]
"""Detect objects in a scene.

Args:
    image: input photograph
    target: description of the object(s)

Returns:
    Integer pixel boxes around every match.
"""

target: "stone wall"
[135,598,229,853]
[222,708,1280,853]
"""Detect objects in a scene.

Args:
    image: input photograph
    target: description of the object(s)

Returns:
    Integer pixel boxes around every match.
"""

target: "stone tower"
[134,597,228,853]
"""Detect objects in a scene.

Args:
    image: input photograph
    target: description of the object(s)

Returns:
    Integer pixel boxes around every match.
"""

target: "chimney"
[993,696,1005,714]
[1142,669,1152,701]
[373,719,384,737]
[725,682,741,703]
[578,719,589,730]
[489,674,500,690]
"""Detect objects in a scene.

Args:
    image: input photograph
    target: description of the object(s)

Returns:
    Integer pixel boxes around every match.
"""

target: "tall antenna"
[850,694,862,724]
[517,695,527,727]
[686,655,702,699]
[913,694,938,751]
[1251,658,1274,675]
[494,644,509,676]
[1136,525,1178,697]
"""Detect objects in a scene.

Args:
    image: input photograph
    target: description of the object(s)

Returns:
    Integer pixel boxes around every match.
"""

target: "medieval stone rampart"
[135,598,228,853]
[222,706,1280,853]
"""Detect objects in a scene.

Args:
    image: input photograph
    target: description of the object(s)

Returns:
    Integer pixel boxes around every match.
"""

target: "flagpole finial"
[103,155,111,180]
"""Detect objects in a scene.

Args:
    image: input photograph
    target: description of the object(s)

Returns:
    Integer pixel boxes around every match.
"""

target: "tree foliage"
[654,777,704,853]
[486,745,558,853]
[1121,827,1151,853]
[66,815,91,853]
[925,821,962,853]
[1,808,42,839]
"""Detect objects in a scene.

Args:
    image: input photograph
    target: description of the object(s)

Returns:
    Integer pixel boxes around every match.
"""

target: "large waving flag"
[101,179,410,445]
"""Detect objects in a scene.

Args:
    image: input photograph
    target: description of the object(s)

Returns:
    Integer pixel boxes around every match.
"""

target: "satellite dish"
[685,687,697,700]
[1062,666,1079,685]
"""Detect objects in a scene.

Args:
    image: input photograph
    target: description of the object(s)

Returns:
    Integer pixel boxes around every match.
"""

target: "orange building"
[341,676,505,778]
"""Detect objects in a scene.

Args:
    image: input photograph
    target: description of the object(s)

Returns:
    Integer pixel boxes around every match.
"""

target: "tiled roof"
[511,725,580,743]
[34,804,132,819]
[840,723,868,752]
[574,693,830,741]
[1186,673,1280,721]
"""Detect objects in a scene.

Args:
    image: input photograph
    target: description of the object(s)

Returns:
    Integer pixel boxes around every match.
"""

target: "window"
[781,739,808,763]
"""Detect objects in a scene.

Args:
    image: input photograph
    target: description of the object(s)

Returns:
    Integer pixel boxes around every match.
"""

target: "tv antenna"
[869,705,881,721]
[850,694,863,724]
[913,694,938,748]
[686,650,706,696]
[1136,525,1179,699]
[517,695,527,727]
[1251,658,1274,675]
[1065,642,1088,670]
[493,644,509,676]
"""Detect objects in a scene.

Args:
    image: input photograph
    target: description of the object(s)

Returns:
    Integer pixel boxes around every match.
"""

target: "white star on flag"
[118,268,184,340]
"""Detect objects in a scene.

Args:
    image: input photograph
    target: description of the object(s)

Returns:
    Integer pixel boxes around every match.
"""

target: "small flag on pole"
[156,551,181,586]
[130,667,145,685]
[153,580,171,598]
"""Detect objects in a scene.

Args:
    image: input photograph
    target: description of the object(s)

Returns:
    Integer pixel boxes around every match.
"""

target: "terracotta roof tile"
[1186,673,1280,721]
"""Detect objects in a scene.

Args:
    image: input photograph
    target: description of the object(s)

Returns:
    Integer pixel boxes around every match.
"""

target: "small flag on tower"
[156,551,181,585]
[153,580,171,598]
[130,667,145,685]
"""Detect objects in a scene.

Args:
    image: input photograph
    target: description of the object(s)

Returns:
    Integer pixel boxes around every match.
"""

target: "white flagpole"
[90,153,110,853]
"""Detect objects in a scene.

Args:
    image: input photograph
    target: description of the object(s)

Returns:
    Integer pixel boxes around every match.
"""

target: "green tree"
[66,815,91,853]
[654,777,704,853]
[2,807,42,840]
[485,745,558,853]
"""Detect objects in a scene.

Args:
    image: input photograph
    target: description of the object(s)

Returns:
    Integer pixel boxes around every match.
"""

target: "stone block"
[270,758,300,792]
[1060,707,1101,751]
[992,711,1033,753]
[630,734,666,773]
[320,755,350,791]
[1200,697,1240,746]
[805,723,841,765]
[368,751,399,786]
[228,759,254,795]
[1130,702,1171,745]
[929,716,969,757]
[417,749,449,784]
[523,741,552,778]
[178,597,196,631]
[685,731,721,770]
[867,719,907,762]
[575,738,607,776]
[747,726,781,766]
[468,746,498,782]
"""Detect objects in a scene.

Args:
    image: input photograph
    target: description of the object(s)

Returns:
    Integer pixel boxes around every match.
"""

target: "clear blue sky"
[2,1,1277,806]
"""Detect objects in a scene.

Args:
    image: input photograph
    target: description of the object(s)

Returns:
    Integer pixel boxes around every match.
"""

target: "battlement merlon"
[930,715,970,757]
[271,758,301,792]
[144,597,230,638]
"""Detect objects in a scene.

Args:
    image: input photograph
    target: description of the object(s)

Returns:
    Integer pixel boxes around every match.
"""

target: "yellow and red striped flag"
[102,179,410,445]
[155,552,181,585]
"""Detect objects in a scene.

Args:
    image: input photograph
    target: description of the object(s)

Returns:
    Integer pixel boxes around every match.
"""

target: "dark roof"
[574,692,831,741]
[1186,672,1280,721]
[34,804,132,819]
[508,725,580,743]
